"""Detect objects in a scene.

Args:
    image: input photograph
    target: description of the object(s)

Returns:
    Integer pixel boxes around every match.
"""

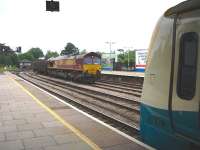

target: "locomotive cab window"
[177,32,198,100]
[83,57,93,64]
[93,56,101,64]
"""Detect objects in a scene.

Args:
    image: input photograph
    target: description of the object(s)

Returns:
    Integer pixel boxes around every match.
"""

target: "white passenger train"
[140,0,200,149]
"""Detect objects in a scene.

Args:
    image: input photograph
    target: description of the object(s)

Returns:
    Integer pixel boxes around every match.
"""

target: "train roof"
[165,0,200,16]
[49,52,101,61]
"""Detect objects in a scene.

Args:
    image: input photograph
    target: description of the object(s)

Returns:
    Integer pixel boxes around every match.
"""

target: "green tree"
[28,48,44,59]
[0,43,18,66]
[18,52,34,61]
[118,50,135,68]
[0,54,3,65]
[0,52,18,66]
[10,53,18,65]
[79,49,87,54]
[45,50,59,59]
[17,53,24,61]
[17,47,44,61]
[60,42,79,55]
[4,55,12,65]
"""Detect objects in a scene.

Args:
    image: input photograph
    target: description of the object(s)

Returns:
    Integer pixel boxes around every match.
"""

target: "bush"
[0,65,18,73]
[0,67,4,73]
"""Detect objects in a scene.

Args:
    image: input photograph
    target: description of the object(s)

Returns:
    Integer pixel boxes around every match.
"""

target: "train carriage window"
[177,32,198,100]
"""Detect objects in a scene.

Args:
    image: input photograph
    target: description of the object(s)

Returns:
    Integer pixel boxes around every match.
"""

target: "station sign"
[135,49,148,72]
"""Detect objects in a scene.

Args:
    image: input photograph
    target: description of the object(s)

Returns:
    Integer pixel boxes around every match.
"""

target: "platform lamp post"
[105,41,115,63]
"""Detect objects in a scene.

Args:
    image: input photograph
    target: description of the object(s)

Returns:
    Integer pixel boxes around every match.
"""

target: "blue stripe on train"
[140,103,200,150]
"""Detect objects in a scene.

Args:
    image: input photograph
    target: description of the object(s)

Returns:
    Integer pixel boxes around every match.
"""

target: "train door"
[171,12,200,144]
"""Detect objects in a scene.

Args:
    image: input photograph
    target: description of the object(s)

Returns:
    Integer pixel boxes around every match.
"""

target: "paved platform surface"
[101,71,144,78]
[0,72,151,150]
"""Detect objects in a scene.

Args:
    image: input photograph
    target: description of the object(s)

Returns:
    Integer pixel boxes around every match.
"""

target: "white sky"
[0,0,184,54]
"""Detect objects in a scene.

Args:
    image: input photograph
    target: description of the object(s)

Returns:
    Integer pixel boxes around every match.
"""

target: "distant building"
[38,57,45,60]
[19,60,32,70]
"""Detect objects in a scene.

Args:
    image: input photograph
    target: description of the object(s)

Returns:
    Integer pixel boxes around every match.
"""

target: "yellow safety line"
[9,77,102,150]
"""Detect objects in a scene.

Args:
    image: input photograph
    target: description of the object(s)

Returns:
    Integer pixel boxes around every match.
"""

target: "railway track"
[17,72,141,137]
[30,73,141,103]
[37,73,143,97]
[93,82,142,97]
[28,73,140,112]
[98,79,143,89]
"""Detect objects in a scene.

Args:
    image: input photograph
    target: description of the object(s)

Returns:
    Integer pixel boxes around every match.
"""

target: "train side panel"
[140,15,178,149]
[171,9,200,144]
[49,57,82,71]
[32,60,48,74]
[141,8,200,150]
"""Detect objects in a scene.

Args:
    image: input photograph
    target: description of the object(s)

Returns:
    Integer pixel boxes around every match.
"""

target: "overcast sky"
[0,0,184,54]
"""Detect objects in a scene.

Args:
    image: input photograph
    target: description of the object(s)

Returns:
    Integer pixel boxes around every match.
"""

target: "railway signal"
[16,47,21,53]
[46,0,60,12]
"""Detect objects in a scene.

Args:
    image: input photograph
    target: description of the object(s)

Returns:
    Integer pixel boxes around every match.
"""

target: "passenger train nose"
[140,0,200,150]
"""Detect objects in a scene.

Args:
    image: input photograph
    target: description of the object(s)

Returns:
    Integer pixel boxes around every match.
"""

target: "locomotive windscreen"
[93,56,101,64]
[83,56,100,64]
[83,57,93,64]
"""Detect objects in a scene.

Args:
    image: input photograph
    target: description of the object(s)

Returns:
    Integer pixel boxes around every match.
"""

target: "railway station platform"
[101,71,144,78]
[0,72,152,150]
